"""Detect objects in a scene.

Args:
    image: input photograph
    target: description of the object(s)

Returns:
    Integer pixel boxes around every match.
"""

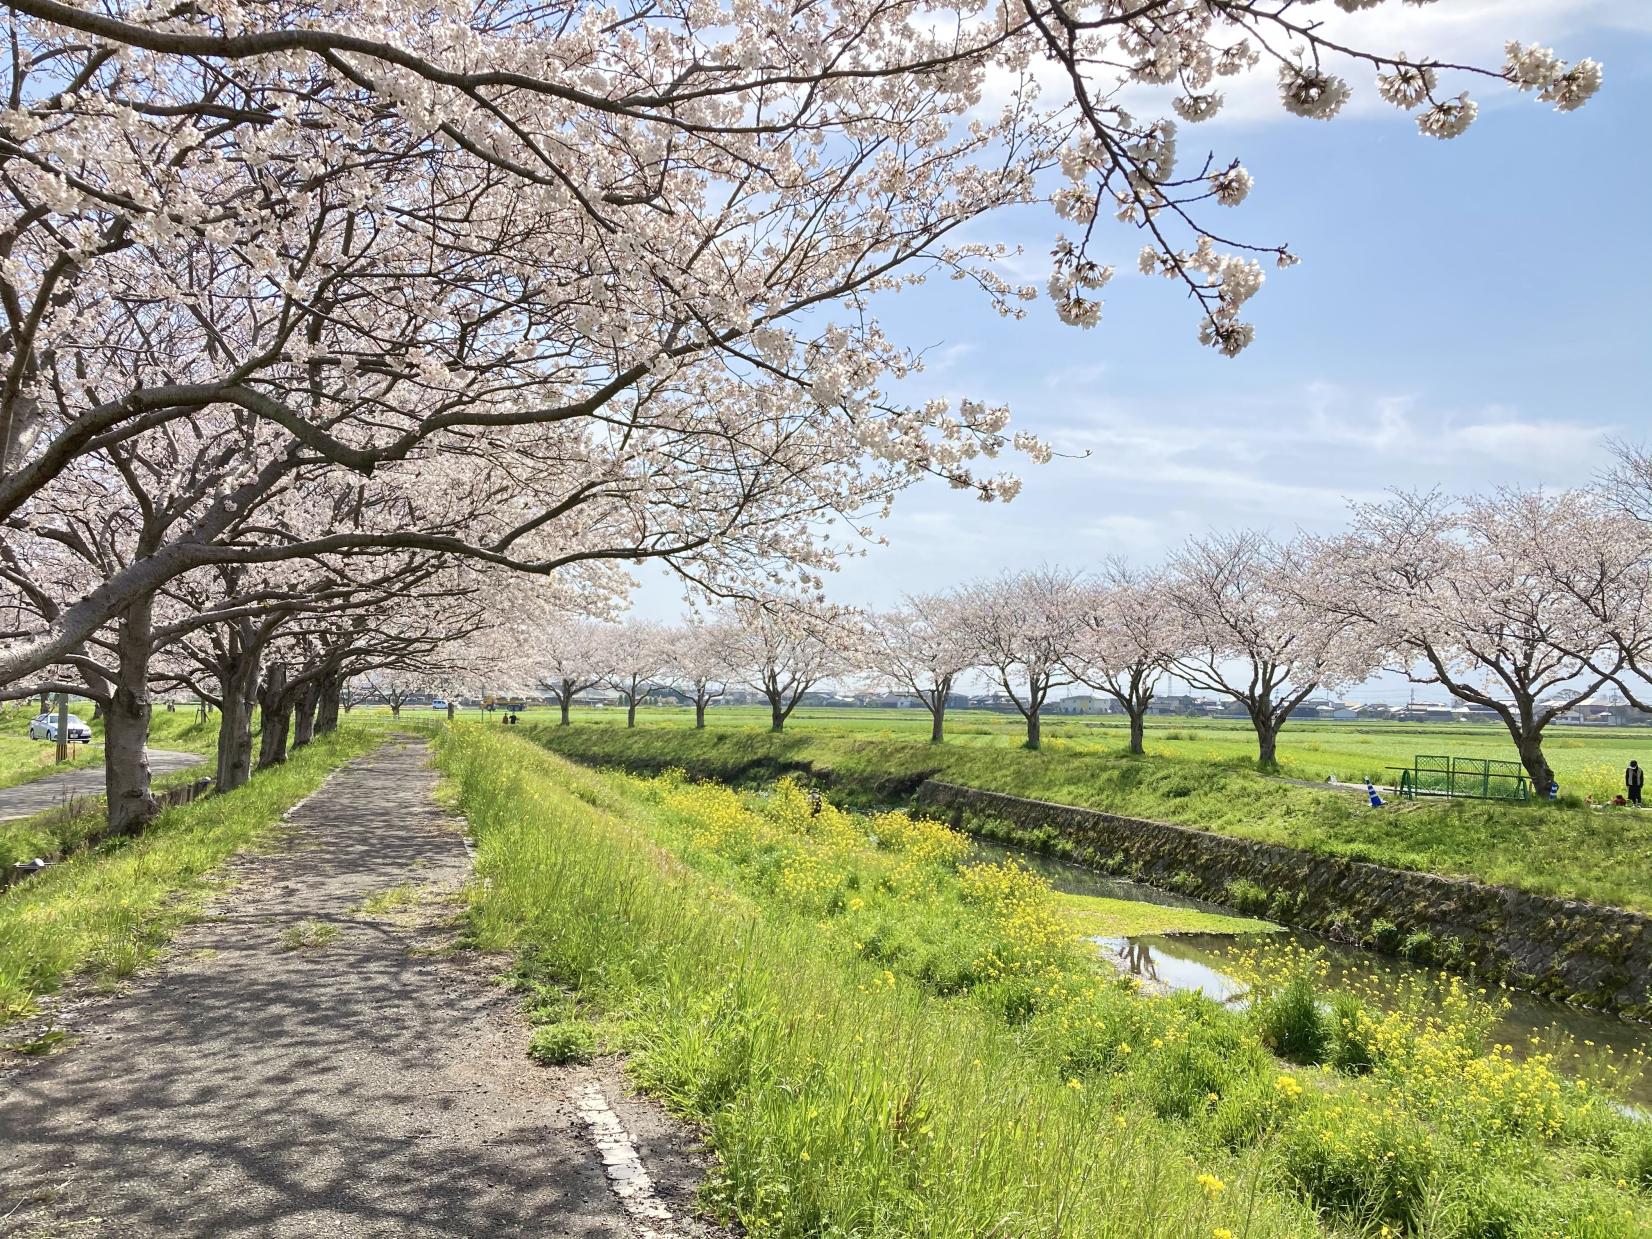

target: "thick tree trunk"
[695,700,706,729]
[1127,709,1146,755]
[769,697,786,733]
[627,698,637,728]
[389,701,401,719]
[257,663,291,770]
[1516,733,1555,797]
[930,702,946,744]
[447,702,456,721]
[1024,710,1041,750]
[316,672,342,735]
[105,595,160,837]
[90,700,104,722]
[36,689,48,713]
[1254,717,1279,769]
[291,680,320,750]
[559,697,571,725]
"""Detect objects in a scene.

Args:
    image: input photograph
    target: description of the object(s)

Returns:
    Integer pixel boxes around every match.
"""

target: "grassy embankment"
[439,725,1652,1238]
[526,721,1652,914]
[0,726,378,1025]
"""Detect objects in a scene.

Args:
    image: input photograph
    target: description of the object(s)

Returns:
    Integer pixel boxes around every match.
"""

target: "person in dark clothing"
[1628,760,1645,806]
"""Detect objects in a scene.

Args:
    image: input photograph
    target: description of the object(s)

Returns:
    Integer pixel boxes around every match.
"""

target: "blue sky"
[642,2,1652,631]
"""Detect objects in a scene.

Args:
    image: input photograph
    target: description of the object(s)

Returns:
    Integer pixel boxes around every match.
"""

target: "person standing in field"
[1627,760,1644,807]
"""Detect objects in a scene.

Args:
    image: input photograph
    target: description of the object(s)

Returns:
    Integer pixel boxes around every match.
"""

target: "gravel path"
[0,737,710,1237]
[0,749,204,822]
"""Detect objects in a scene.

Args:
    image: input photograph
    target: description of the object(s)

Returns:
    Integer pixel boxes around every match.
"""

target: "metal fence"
[1393,754,1529,801]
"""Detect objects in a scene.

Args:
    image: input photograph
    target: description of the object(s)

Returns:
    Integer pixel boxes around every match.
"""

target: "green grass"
[526,721,1652,913]
[0,726,377,1022]
[437,725,1652,1238]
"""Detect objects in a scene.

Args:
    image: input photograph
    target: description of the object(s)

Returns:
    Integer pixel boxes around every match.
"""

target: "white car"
[28,712,93,743]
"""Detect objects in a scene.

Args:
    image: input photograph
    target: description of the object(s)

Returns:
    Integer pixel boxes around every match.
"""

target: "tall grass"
[0,727,377,1022]
[438,727,1652,1238]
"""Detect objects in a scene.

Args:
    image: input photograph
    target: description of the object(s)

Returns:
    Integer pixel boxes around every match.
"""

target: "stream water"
[973,840,1652,1110]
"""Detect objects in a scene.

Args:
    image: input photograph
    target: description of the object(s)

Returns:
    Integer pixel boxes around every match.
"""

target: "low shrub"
[528,1020,597,1066]
[1223,876,1270,915]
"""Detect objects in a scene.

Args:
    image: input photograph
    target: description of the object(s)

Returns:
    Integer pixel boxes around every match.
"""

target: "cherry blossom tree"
[526,622,613,727]
[1312,489,1621,794]
[725,601,858,734]
[659,621,735,730]
[363,671,419,720]
[1574,445,1652,705]
[959,568,1085,750]
[0,1,1608,695]
[600,621,671,729]
[868,594,976,744]
[1165,531,1371,769]
[1067,561,1181,756]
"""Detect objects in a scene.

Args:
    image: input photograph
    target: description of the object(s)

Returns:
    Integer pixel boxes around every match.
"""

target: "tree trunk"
[291,680,320,749]
[37,689,48,713]
[930,702,945,744]
[1127,709,1145,756]
[1516,733,1555,797]
[1025,710,1041,750]
[90,699,104,722]
[770,697,786,733]
[626,697,637,728]
[257,663,291,770]
[389,701,401,719]
[315,672,341,735]
[105,594,160,837]
[447,701,456,721]
[217,651,259,793]
[560,697,571,726]
[1254,717,1279,769]
[695,700,706,729]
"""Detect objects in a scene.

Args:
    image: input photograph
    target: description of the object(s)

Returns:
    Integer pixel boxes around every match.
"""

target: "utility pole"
[55,691,69,764]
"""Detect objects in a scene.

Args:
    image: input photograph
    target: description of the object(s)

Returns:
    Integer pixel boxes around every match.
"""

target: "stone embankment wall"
[916,779,1652,1021]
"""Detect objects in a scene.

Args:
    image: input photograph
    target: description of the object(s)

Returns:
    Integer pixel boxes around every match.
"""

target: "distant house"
[1048,694,1116,716]
[968,693,1020,713]
[1394,703,1470,723]
[1146,694,1199,717]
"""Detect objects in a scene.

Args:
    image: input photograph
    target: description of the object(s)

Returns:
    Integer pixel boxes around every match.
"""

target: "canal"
[975,840,1652,1110]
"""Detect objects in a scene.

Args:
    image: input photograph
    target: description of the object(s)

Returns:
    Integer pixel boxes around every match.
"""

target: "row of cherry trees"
[0,2,1606,834]
[528,461,1652,794]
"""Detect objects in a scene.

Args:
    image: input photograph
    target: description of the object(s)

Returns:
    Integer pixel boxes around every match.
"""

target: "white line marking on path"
[576,1082,679,1237]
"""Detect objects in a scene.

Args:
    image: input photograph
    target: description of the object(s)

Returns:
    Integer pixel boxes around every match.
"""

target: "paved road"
[0,749,204,821]
[0,738,702,1237]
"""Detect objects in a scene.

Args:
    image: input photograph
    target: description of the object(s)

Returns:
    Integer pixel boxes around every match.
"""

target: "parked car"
[431,698,448,710]
[28,712,93,742]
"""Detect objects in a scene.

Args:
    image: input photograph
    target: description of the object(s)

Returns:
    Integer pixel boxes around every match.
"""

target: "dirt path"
[0,749,203,822]
[0,738,711,1237]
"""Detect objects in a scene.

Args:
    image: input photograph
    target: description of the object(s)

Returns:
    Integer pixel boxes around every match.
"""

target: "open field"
[439,726,1652,1238]
[523,712,1652,914]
